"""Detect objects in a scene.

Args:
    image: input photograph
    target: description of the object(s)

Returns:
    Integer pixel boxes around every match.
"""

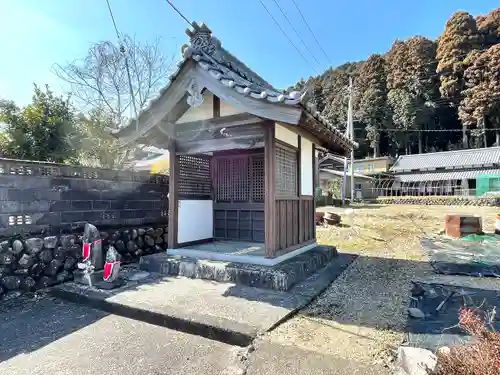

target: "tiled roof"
[390,147,500,172]
[114,22,356,149]
[395,168,500,182]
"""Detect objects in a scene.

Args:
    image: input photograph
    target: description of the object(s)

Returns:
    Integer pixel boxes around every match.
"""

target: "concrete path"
[0,295,244,375]
[50,254,356,344]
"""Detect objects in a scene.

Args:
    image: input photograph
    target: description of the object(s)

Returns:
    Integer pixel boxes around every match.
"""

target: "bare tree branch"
[52,34,174,128]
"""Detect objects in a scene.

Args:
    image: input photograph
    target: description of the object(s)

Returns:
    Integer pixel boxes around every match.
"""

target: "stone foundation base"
[139,245,337,291]
[73,270,124,290]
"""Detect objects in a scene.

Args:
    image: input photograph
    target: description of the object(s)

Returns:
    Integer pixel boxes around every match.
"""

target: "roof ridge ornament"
[184,21,220,56]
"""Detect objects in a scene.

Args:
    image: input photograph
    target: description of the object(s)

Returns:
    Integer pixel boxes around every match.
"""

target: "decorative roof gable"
[113,22,357,152]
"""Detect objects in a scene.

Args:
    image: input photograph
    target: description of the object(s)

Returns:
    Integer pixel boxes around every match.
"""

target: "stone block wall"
[376,196,500,206]
[0,158,169,237]
[0,224,169,299]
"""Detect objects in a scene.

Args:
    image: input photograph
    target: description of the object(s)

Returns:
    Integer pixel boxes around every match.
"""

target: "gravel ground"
[267,204,500,373]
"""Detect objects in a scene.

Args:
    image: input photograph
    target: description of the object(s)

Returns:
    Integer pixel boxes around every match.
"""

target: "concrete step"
[139,245,338,291]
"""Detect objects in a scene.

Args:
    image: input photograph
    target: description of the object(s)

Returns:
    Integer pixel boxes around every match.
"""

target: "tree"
[0,85,78,163]
[53,34,174,128]
[75,107,130,169]
[310,78,325,112]
[436,11,481,148]
[459,45,500,147]
[354,54,390,157]
[386,37,439,154]
[477,8,500,49]
[406,36,440,153]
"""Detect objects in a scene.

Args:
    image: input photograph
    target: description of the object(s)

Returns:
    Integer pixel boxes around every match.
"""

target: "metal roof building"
[390,147,500,182]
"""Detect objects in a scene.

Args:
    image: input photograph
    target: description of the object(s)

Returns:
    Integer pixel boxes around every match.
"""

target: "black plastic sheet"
[420,235,500,277]
[405,282,500,351]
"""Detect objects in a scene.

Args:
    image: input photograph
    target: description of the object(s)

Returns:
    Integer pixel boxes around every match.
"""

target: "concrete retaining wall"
[0,158,169,236]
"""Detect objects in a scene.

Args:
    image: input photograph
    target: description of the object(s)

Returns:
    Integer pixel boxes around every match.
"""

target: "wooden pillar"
[167,140,179,249]
[312,143,317,240]
[264,122,277,258]
[297,135,303,244]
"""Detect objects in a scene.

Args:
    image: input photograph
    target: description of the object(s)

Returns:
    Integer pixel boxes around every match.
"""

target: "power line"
[259,0,319,75]
[104,0,139,132]
[291,0,331,65]
[105,0,121,40]
[271,0,321,67]
[163,0,192,27]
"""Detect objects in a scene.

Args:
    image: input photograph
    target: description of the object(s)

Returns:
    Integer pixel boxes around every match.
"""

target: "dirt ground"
[265,204,500,372]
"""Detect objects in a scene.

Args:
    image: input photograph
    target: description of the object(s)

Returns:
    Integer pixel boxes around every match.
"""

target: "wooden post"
[297,135,303,244]
[167,139,179,249]
[264,122,277,258]
[312,143,317,240]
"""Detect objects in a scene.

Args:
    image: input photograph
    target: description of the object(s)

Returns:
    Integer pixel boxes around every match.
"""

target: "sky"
[0,0,498,107]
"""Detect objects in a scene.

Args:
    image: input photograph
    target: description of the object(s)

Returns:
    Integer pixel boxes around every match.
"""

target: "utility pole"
[347,76,355,202]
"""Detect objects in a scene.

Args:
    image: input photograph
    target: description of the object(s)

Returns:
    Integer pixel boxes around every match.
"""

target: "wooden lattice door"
[212,151,265,242]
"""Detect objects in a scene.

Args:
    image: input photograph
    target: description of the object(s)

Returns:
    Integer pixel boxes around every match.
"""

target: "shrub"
[428,307,500,375]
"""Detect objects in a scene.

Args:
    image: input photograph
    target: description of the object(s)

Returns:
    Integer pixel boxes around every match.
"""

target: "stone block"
[61,211,83,223]
[92,200,110,210]
[21,200,50,213]
[0,201,21,214]
[50,200,72,212]
[71,200,92,210]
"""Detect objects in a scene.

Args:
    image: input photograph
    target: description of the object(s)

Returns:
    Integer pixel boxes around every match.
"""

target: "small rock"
[115,240,125,252]
[38,249,53,264]
[44,259,62,276]
[37,276,56,289]
[0,240,10,251]
[53,247,68,261]
[20,276,36,291]
[12,240,24,255]
[126,240,136,253]
[144,235,155,247]
[437,346,450,355]
[25,238,43,254]
[63,257,77,271]
[134,249,143,257]
[3,291,22,300]
[0,251,15,265]
[146,228,155,237]
[0,284,4,297]
[1,275,21,291]
[60,235,76,250]
[154,245,163,253]
[155,228,164,237]
[408,307,425,319]
[111,231,121,242]
[136,236,145,248]
[30,263,45,278]
[18,254,35,269]
[122,230,131,242]
[131,229,138,240]
[162,234,168,244]
[155,236,163,245]
[0,266,10,278]
[56,271,72,283]
[13,268,30,276]
[43,236,58,249]
[138,228,146,236]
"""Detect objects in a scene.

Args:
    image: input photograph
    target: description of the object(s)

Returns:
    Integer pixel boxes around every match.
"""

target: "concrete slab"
[0,295,240,375]
[50,253,357,343]
[246,340,389,375]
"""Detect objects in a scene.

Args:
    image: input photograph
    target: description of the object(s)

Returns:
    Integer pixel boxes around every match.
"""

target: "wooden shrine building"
[113,22,356,265]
